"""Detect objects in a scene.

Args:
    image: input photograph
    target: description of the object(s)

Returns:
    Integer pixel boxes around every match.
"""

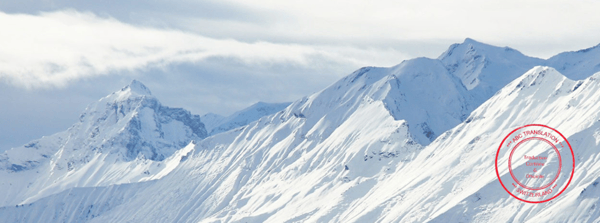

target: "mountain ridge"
[4,65,597,222]
[0,80,207,206]
[2,40,600,222]
[203,101,292,135]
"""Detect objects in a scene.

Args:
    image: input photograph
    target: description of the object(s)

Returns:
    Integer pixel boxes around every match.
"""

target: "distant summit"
[546,43,600,80]
[0,80,208,205]
[122,79,152,96]
[439,38,544,97]
[102,80,155,103]
[203,102,292,135]
[78,80,206,161]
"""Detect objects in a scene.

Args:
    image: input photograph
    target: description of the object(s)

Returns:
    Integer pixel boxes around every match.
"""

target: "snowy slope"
[321,66,586,222]
[5,67,600,223]
[375,67,600,222]
[41,66,595,223]
[0,56,462,222]
[0,79,425,222]
[205,102,291,135]
[439,38,546,105]
[546,43,600,80]
[3,40,600,223]
[0,80,206,206]
[200,113,226,133]
[440,38,600,100]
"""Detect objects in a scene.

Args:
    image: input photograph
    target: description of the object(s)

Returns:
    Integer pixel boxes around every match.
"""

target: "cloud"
[3,1,599,89]
[2,1,600,151]
[0,9,411,150]
[227,0,600,39]
[0,10,409,88]
[205,0,600,59]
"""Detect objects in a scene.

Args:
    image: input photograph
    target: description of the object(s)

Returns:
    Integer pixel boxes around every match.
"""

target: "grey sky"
[1,0,600,150]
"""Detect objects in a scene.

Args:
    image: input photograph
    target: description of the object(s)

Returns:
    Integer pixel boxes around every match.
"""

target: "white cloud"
[3,1,599,89]
[215,0,600,58]
[225,0,600,38]
[1,1,600,150]
[0,10,408,88]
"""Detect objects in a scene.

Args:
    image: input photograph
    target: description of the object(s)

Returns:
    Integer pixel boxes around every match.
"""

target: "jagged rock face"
[90,97,205,161]
[0,80,208,207]
[66,80,208,162]
[0,80,207,173]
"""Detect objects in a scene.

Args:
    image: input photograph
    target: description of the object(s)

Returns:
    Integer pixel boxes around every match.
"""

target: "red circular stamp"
[495,124,575,203]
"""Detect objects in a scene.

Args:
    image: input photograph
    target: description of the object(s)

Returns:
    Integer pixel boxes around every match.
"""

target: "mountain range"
[202,102,291,136]
[1,38,600,222]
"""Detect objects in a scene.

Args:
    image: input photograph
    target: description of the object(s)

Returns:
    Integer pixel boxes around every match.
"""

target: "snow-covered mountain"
[0,80,207,206]
[422,66,600,222]
[439,38,545,105]
[2,39,600,222]
[546,43,600,80]
[202,102,291,135]
[200,113,226,133]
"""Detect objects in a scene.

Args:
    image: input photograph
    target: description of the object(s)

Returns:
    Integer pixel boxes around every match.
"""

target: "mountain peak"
[104,80,154,103]
[439,38,528,60]
[122,80,152,96]
[519,66,567,84]
[461,38,520,51]
[64,79,207,162]
[506,66,568,96]
[462,37,484,45]
[438,38,544,97]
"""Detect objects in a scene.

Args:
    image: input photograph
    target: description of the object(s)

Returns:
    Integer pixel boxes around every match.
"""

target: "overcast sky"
[1,0,600,150]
